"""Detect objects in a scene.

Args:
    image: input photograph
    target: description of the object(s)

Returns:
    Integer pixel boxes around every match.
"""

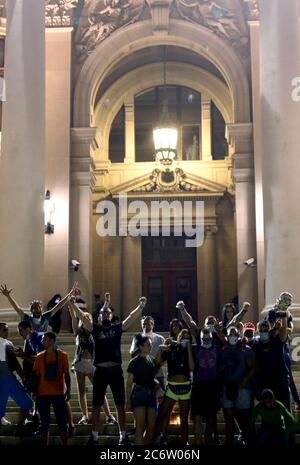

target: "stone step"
[1,433,300,446]
[0,422,279,436]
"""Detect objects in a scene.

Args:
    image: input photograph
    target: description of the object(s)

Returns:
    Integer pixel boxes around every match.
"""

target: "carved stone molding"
[226,123,253,153]
[45,0,78,27]
[204,224,218,236]
[171,0,249,48]
[75,0,150,63]
[130,167,215,193]
[243,0,259,21]
[148,0,173,34]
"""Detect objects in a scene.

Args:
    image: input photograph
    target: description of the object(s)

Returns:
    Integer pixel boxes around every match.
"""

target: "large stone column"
[201,94,212,161]
[226,123,258,321]
[249,20,265,315]
[70,127,96,306]
[260,0,300,315]
[0,0,45,308]
[122,235,142,330]
[197,225,218,324]
[43,28,73,303]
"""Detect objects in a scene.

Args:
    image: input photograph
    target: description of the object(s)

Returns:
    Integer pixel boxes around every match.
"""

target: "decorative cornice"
[45,0,78,28]
[226,123,253,153]
[71,127,97,145]
[205,225,218,235]
[232,166,254,184]
[108,167,227,198]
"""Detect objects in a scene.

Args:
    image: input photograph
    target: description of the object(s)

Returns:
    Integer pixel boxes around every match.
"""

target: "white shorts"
[73,359,95,375]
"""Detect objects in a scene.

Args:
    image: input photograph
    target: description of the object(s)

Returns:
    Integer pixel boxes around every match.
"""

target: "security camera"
[244,258,256,267]
[71,259,80,272]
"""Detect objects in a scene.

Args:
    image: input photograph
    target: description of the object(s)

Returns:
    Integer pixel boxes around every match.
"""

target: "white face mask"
[260,332,270,343]
[207,324,216,333]
[228,335,238,346]
[32,317,41,324]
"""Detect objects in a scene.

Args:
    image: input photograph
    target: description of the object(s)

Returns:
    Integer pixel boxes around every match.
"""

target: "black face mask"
[102,319,112,327]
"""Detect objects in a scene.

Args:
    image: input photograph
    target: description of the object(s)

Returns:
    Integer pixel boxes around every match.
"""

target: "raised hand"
[242,302,251,312]
[176,300,185,311]
[70,282,79,296]
[139,296,147,308]
[105,292,111,303]
[0,284,12,297]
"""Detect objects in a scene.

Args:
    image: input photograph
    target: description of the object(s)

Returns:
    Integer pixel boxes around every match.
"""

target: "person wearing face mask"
[153,328,194,446]
[242,322,256,348]
[253,316,290,410]
[191,328,223,445]
[0,283,74,332]
[218,326,255,445]
[70,292,147,446]
[176,301,226,347]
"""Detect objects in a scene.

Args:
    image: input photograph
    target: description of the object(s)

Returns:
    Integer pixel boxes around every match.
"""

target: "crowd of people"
[0,283,299,446]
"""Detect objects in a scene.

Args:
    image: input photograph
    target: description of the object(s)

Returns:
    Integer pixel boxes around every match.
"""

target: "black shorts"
[93,365,125,407]
[191,379,220,417]
[131,385,156,410]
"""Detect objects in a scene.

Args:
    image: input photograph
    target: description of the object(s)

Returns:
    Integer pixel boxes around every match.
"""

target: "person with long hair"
[126,334,158,445]
[68,305,116,425]
[221,303,238,334]
[153,328,194,446]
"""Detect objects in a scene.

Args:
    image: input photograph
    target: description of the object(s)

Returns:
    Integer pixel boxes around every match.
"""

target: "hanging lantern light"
[153,46,178,167]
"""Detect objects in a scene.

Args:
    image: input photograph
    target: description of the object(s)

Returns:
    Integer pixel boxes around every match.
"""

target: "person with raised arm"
[69,291,147,446]
[176,301,226,345]
[0,283,75,332]
[68,305,117,426]
[153,328,195,446]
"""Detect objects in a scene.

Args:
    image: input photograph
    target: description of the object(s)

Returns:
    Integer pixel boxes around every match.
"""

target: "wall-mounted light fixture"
[44,189,55,234]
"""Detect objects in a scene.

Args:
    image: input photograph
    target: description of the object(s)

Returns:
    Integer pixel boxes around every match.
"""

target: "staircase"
[1,309,300,445]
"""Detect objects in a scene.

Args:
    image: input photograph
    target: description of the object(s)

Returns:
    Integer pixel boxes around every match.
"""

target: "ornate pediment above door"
[108,167,227,200]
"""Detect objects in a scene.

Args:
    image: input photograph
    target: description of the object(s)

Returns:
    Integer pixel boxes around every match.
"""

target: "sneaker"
[159,433,168,446]
[106,415,118,425]
[118,434,132,446]
[1,417,11,426]
[85,434,99,446]
[78,416,89,425]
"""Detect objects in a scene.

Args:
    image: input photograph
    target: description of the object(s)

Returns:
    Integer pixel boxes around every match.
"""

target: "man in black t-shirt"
[70,292,147,445]
[253,314,290,410]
